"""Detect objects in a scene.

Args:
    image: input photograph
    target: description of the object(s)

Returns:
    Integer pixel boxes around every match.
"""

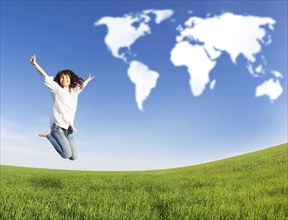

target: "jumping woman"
[30,54,94,160]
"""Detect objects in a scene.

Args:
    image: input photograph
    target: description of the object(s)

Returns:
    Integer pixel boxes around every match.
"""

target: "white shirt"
[44,76,82,130]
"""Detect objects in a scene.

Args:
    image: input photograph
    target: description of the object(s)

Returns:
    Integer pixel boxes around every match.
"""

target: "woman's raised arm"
[30,54,48,79]
[81,74,95,90]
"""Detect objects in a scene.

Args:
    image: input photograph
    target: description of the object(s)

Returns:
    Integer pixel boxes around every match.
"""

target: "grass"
[1,143,287,219]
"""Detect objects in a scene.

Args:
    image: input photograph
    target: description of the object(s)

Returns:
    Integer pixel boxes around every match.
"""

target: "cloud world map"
[95,9,283,111]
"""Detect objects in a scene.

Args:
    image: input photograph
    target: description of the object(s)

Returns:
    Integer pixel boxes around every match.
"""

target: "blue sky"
[1,0,287,171]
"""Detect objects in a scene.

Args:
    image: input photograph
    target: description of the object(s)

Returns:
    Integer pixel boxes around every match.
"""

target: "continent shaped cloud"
[96,9,173,111]
[96,10,284,111]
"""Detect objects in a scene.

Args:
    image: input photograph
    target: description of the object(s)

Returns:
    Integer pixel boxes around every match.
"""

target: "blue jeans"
[47,123,78,160]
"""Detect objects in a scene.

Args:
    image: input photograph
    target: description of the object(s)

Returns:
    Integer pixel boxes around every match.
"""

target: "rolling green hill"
[1,143,287,219]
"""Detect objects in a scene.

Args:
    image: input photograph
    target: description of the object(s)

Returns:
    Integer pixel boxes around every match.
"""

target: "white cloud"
[271,70,283,78]
[210,79,216,90]
[143,9,174,24]
[170,12,283,102]
[255,78,283,102]
[95,9,173,111]
[127,61,159,111]
[179,12,275,64]
[170,41,216,96]
[255,65,263,73]
[95,9,173,61]
[95,16,151,60]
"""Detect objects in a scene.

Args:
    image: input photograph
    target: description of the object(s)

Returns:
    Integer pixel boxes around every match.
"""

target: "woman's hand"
[82,73,95,89]
[86,74,95,82]
[30,54,48,78]
[30,54,37,65]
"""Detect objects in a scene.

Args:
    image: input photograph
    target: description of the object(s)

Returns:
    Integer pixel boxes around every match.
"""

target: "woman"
[30,54,94,160]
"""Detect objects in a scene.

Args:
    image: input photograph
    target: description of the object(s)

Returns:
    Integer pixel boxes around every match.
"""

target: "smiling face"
[59,74,71,88]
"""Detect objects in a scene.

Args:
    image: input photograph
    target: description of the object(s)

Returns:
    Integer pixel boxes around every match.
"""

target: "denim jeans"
[47,123,78,160]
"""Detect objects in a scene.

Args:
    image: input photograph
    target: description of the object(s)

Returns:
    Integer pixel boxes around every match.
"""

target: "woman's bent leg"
[48,124,72,159]
[67,133,78,160]
[47,134,63,156]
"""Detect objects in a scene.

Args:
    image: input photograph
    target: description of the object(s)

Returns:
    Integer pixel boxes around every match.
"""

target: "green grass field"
[1,143,287,220]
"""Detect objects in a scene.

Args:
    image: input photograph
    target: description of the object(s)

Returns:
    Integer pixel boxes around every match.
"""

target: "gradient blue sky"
[1,0,287,171]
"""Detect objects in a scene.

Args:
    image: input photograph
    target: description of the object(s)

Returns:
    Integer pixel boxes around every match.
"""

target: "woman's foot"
[38,130,50,137]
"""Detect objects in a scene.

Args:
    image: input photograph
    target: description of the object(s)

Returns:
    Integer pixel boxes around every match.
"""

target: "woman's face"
[59,74,71,88]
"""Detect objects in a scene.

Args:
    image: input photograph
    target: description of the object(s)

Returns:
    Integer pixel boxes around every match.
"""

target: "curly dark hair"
[54,69,84,89]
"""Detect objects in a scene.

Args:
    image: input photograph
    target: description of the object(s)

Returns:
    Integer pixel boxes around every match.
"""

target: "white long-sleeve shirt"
[44,76,82,130]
